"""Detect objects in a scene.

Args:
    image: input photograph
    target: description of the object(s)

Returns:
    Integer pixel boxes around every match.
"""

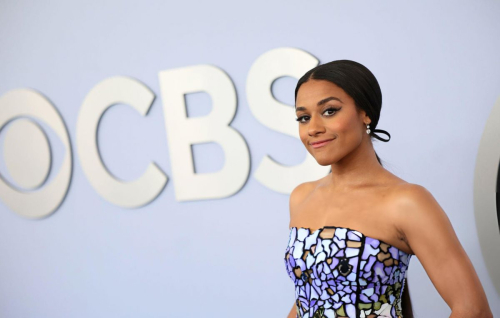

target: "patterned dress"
[284,226,413,318]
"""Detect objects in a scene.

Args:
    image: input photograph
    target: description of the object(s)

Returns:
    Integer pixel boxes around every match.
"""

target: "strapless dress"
[284,226,413,318]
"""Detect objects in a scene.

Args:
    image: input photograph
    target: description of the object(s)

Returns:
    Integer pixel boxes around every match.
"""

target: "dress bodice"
[284,226,413,318]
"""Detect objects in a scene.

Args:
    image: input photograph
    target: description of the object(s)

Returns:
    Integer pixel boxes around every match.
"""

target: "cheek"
[299,129,308,145]
[332,117,360,138]
[330,118,351,132]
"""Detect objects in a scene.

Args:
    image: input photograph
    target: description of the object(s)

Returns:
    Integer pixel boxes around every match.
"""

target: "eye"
[323,107,339,116]
[295,107,340,124]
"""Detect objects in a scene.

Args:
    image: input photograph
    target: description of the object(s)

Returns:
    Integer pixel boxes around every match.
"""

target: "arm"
[286,182,313,318]
[287,303,297,318]
[396,184,493,318]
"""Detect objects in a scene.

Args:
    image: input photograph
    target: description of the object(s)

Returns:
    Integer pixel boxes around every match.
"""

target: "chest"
[290,187,412,255]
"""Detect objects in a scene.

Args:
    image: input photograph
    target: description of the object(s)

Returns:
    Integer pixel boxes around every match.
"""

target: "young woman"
[284,60,492,318]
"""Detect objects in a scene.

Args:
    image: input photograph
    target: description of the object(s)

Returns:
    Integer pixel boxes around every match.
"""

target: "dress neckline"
[290,225,413,256]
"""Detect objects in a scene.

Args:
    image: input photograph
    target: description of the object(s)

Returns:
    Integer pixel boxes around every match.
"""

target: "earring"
[366,124,371,135]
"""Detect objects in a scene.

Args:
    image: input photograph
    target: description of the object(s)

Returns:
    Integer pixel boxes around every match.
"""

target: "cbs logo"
[0,47,330,219]
[0,89,72,219]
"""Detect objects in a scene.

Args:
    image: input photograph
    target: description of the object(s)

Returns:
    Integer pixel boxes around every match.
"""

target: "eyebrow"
[295,96,343,112]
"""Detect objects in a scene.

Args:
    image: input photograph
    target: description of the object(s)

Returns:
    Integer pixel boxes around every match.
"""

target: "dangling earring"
[366,124,371,135]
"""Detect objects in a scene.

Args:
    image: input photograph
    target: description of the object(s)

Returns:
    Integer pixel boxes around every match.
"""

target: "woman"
[284,60,492,318]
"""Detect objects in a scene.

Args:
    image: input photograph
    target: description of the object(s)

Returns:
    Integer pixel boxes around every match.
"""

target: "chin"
[315,157,335,166]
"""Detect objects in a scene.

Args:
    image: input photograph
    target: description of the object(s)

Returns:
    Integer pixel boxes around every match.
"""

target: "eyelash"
[295,107,340,124]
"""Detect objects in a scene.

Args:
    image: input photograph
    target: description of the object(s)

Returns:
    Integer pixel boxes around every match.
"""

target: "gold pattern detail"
[384,258,394,266]
[346,240,362,248]
[293,266,302,279]
[319,228,335,239]
[377,251,391,262]
[379,242,389,252]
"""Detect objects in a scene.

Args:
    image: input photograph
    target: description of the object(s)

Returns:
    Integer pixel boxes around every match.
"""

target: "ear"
[358,110,371,125]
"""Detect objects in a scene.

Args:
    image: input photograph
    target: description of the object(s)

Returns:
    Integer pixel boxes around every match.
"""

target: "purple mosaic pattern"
[284,226,412,318]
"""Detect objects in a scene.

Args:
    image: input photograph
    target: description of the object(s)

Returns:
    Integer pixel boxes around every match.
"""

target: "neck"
[327,141,386,190]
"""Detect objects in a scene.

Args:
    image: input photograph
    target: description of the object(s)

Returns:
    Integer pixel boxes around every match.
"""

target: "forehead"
[296,79,351,105]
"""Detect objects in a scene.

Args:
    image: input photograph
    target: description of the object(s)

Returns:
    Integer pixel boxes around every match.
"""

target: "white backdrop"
[1,1,500,317]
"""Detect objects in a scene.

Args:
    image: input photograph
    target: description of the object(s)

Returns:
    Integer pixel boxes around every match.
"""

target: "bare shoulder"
[290,181,316,207]
[289,181,317,227]
[391,183,456,254]
[391,182,435,207]
[392,182,441,219]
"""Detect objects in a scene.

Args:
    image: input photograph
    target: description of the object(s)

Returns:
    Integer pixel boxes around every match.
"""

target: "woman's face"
[295,79,369,166]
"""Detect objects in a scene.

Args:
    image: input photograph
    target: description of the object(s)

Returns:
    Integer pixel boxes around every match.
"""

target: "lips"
[310,138,335,148]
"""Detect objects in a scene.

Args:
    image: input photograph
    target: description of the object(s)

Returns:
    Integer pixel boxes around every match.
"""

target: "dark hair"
[294,60,391,167]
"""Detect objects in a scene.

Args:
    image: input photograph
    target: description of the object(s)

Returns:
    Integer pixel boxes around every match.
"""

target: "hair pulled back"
[294,60,391,166]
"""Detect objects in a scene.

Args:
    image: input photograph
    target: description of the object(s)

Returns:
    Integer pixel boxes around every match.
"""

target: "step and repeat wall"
[1,1,499,317]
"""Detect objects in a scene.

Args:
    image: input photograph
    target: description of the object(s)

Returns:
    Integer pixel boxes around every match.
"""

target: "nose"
[308,114,325,136]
